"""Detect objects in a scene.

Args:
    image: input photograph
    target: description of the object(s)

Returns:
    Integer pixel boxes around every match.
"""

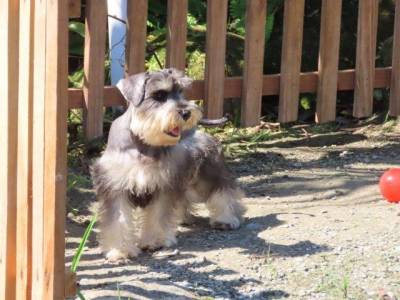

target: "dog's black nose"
[179,110,191,121]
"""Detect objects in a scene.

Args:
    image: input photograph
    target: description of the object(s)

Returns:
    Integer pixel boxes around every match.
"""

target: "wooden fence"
[1,0,400,299]
[67,0,400,141]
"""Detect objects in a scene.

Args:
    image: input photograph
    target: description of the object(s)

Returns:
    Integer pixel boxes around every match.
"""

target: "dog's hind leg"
[138,194,178,250]
[97,192,140,262]
[206,187,246,230]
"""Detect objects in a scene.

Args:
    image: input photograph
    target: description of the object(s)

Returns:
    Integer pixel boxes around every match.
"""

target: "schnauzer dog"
[91,68,245,261]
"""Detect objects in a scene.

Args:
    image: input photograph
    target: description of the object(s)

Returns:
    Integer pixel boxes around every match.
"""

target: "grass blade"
[71,214,97,273]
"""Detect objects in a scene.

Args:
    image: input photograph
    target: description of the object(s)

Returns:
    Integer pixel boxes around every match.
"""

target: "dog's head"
[117,68,202,146]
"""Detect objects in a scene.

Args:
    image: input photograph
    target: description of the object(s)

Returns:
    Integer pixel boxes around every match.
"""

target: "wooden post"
[0,1,19,299]
[16,0,34,299]
[166,0,188,71]
[353,0,379,118]
[32,0,69,298]
[83,0,107,140]
[126,0,148,75]
[241,0,267,127]
[69,0,81,18]
[390,0,400,116]
[204,0,228,118]
[279,0,305,123]
[316,0,342,123]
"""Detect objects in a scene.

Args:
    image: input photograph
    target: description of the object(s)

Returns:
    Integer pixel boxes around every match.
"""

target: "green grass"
[317,271,351,299]
[71,214,97,273]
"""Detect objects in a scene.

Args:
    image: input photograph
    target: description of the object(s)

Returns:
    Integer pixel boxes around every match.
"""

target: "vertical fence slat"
[32,0,69,298]
[83,0,107,140]
[126,0,148,75]
[316,0,342,123]
[0,1,19,299]
[16,0,34,299]
[166,0,188,71]
[278,0,305,123]
[241,0,267,127]
[42,0,69,297]
[353,0,379,118]
[204,0,228,118]
[390,0,400,116]
[32,0,46,297]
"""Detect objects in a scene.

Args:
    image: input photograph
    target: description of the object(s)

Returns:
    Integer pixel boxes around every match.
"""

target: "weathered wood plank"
[31,0,47,297]
[16,0,34,299]
[390,0,400,116]
[83,0,107,139]
[166,0,188,70]
[126,0,148,75]
[279,0,305,123]
[353,0,379,118]
[241,0,267,127]
[0,1,19,299]
[42,0,69,298]
[316,0,342,123]
[204,0,228,118]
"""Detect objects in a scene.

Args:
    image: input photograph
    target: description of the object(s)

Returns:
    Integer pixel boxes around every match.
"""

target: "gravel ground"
[66,125,400,300]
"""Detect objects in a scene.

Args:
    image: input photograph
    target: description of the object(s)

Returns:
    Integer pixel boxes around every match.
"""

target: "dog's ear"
[116,72,148,106]
[164,68,193,91]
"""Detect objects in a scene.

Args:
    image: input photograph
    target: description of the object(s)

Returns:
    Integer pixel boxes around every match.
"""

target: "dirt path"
[66,127,400,300]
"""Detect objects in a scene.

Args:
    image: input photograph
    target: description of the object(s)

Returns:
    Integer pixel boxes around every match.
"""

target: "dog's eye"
[153,90,168,102]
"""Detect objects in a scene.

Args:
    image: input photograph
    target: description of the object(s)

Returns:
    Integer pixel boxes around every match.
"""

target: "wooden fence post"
[0,0,19,299]
[390,0,400,116]
[32,0,69,298]
[279,0,305,123]
[241,0,267,127]
[316,0,342,123]
[16,0,34,299]
[353,0,379,118]
[166,0,188,71]
[83,0,107,140]
[126,0,148,75]
[204,0,228,119]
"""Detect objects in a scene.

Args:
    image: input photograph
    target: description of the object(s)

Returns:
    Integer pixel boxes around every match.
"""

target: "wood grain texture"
[42,0,69,298]
[68,68,393,109]
[83,0,107,139]
[204,0,228,118]
[16,0,34,299]
[68,0,81,18]
[390,0,400,116]
[353,0,379,118]
[316,0,342,123]
[166,0,188,70]
[0,1,19,299]
[241,0,267,127]
[31,0,47,298]
[279,0,305,123]
[126,0,148,75]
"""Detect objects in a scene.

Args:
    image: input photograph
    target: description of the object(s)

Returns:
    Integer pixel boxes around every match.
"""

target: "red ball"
[379,168,400,203]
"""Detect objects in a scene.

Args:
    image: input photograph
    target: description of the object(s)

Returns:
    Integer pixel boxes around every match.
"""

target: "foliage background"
[68,0,396,126]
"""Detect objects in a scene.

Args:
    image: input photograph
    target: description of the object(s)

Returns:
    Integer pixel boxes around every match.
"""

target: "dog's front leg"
[97,192,140,262]
[139,194,178,250]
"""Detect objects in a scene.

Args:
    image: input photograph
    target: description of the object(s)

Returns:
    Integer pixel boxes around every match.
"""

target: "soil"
[66,123,400,300]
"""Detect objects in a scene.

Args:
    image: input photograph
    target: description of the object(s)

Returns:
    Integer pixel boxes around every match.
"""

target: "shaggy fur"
[91,68,245,261]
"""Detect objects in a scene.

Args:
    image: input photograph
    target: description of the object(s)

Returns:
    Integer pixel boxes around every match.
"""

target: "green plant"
[71,214,97,273]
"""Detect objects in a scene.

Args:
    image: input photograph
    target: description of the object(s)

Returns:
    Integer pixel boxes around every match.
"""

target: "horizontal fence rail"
[68,67,394,109]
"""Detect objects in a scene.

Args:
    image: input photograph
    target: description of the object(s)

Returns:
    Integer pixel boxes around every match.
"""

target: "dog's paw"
[105,247,139,263]
[211,216,241,230]
[139,235,177,251]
